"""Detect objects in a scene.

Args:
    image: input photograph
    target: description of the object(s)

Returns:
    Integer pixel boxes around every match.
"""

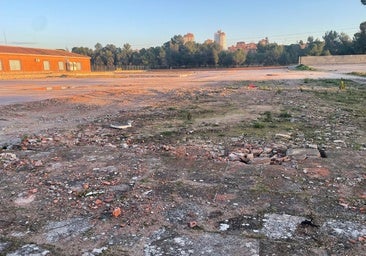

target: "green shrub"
[296,64,315,71]
[252,122,265,129]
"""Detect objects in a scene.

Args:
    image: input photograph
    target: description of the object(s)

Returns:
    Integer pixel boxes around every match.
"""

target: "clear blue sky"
[0,0,365,50]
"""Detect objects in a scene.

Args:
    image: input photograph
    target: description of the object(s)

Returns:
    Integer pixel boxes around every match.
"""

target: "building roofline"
[0,45,90,59]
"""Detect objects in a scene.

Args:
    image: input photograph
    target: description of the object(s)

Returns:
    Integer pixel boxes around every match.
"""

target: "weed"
[259,85,271,91]
[178,109,193,121]
[274,87,283,94]
[252,122,265,129]
[304,78,310,84]
[278,111,292,119]
[339,78,346,90]
[186,111,192,121]
[351,143,362,151]
[160,130,176,137]
[261,111,273,122]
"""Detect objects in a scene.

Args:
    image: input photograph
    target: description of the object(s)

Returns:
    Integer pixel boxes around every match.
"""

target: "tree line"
[72,24,366,71]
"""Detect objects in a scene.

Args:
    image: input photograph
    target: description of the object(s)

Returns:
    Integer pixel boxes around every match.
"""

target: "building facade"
[0,45,91,74]
[228,41,257,52]
[183,33,195,44]
[214,30,227,50]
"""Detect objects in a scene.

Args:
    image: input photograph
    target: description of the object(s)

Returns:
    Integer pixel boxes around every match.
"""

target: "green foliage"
[349,71,366,77]
[252,121,265,129]
[305,38,325,56]
[72,27,364,70]
[322,31,353,55]
[353,21,366,54]
[339,79,346,90]
[278,111,292,119]
[295,64,315,71]
[160,130,176,137]
[261,111,273,122]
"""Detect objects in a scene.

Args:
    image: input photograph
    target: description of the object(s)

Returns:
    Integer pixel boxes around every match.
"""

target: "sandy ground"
[1,64,366,106]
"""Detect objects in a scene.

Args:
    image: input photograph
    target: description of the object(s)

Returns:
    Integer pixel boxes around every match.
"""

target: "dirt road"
[1,65,365,105]
[0,65,365,255]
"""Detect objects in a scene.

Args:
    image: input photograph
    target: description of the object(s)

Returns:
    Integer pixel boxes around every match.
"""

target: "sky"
[0,0,365,50]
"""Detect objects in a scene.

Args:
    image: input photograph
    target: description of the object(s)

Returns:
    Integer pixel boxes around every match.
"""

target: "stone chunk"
[286,148,320,160]
[7,244,50,256]
[44,217,92,243]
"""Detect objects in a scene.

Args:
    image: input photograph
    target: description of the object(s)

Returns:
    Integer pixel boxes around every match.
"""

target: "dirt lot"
[0,66,366,255]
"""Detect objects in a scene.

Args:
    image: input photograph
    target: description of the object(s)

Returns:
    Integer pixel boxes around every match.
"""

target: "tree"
[180,41,198,67]
[71,46,93,57]
[207,43,220,66]
[323,30,354,55]
[245,51,258,65]
[354,21,366,53]
[279,44,303,65]
[218,51,233,67]
[256,43,284,65]
[92,43,106,70]
[163,35,185,68]
[94,43,103,51]
[232,49,246,66]
[323,31,341,55]
[119,43,133,65]
[362,0,366,5]
[305,37,325,56]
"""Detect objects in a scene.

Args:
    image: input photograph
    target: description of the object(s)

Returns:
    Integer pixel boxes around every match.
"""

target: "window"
[58,61,64,71]
[66,61,74,71]
[0,60,2,71]
[66,62,82,71]
[9,60,21,71]
[76,62,81,70]
[43,61,50,71]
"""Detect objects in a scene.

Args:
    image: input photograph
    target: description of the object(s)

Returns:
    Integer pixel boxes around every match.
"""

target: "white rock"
[219,223,230,231]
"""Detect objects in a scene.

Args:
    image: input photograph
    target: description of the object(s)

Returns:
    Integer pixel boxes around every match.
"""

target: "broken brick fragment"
[112,207,122,217]
[188,221,197,228]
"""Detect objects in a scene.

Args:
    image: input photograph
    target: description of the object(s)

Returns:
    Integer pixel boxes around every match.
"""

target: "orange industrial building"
[0,45,91,74]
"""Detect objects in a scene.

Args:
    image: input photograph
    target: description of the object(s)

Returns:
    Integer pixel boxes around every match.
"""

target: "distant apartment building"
[214,30,227,50]
[183,33,195,44]
[258,37,269,46]
[204,39,214,45]
[228,41,257,52]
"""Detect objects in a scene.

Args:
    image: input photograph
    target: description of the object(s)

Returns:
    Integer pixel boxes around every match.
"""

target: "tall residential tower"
[214,30,227,50]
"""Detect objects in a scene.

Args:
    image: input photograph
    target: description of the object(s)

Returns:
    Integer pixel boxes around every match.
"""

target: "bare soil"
[0,66,366,255]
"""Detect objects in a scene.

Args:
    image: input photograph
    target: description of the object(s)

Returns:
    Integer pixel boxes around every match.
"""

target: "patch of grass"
[323,79,339,85]
[351,143,363,151]
[261,111,273,122]
[160,130,177,137]
[278,111,292,119]
[296,64,315,71]
[314,88,366,106]
[258,85,272,91]
[178,109,193,121]
[349,71,366,77]
[252,121,265,129]
[275,87,283,94]
[225,84,241,90]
